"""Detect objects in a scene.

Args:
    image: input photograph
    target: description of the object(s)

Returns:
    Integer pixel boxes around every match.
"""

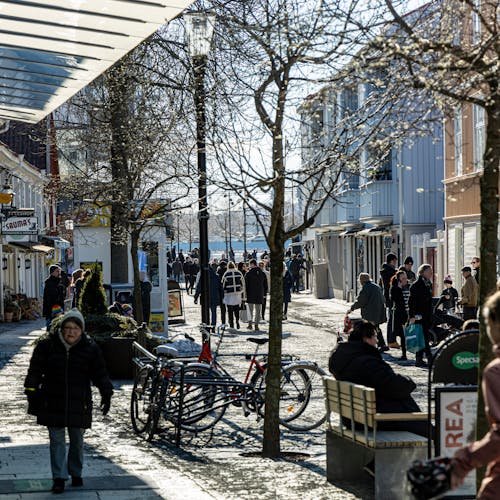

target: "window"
[453,107,463,176]
[472,0,481,44]
[473,104,486,171]
[310,109,324,145]
[367,147,392,181]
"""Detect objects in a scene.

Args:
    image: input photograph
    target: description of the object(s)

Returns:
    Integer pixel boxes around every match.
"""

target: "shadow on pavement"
[0,442,162,497]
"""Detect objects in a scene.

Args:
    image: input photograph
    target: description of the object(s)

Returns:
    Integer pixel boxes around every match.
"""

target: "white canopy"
[0,0,193,123]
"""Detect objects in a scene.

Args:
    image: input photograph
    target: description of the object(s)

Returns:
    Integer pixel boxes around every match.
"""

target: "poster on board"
[435,386,477,498]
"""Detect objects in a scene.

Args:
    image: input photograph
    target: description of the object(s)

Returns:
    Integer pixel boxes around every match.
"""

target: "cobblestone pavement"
[0,290,429,499]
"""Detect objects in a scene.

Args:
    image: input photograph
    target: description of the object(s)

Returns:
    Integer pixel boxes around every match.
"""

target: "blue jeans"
[48,427,85,479]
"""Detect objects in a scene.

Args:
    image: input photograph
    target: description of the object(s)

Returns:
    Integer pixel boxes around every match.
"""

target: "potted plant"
[4,303,15,322]
[4,300,21,322]
[78,263,138,379]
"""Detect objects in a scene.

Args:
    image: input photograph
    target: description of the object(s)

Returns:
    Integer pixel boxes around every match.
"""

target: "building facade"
[0,141,50,319]
[444,99,485,282]
[300,81,444,300]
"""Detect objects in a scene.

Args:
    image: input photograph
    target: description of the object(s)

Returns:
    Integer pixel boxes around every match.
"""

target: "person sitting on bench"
[329,320,429,437]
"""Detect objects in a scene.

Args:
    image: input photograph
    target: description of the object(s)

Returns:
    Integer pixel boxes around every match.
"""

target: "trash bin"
[313,262,329,299]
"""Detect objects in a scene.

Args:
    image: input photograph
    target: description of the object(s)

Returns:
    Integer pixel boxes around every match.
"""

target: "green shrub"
[79,262,107,315]
[33,312,140,346]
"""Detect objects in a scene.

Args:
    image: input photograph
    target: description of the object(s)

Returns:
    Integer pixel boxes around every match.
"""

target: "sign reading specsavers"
[432,332,480,499]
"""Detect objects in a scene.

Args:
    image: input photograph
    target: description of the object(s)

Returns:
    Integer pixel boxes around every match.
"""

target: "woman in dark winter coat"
[390,270,410,360]
[283,262,293,320]
[329,320,427,437]
[194,268,224,330]
[24,309,113,494]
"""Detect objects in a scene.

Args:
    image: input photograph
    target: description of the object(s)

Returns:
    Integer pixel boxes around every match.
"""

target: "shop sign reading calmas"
[2,216,38,234]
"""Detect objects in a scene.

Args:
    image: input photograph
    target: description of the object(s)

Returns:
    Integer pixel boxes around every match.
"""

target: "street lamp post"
[243,205,247,261]
[185,11,215,332]
[228,194,234,261]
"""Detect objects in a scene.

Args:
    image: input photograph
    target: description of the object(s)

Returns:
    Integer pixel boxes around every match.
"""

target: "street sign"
[432,331,479,385]
[435,386,477,498]
[1,216,38,234]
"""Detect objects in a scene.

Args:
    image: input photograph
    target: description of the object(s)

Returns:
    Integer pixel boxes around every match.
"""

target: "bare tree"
[55,33,196,321]
[205,0,434,457]
[366,0,500,477]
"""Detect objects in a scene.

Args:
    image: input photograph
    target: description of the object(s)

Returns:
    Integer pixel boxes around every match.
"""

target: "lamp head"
[184,11,215,58]
[0,183,14,205]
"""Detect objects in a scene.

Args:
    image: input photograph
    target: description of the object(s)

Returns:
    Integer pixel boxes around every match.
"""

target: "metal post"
[176,212,180,254]
[243,205,247,261]
[398,145,404,261]
[193,55,210,334]
[228,194,233,260]
[224,214,228,257]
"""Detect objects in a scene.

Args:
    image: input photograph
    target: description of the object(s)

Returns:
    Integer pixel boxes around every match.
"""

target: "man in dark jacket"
[194,267,224,330]
[379,253,398,347]
[183,258,193,294]
[245,258,266,330]
[139,271,152,325]
[24,309,113,494]
[289,254,306,293]
[216,261,228,324]
[408,264,434,368]
[347,273,388,350]
[43,265,65,329]
[329,320,427,437]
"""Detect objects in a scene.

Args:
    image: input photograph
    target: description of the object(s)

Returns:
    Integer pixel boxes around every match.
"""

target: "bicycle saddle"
[246,337,269,345]
[155,345,178,358]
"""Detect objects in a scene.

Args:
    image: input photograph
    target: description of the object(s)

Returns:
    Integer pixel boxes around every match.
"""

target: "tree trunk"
[109,62,132,284]
[262,136,286,458]
[476,95,500,488]
[131,228,144,324]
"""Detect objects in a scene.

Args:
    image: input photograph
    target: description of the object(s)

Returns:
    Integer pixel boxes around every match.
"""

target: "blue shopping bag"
[405,323,426,353]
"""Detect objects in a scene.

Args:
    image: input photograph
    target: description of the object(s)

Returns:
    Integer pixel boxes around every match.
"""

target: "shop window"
[454,107,463,176]
[473,104,485,171]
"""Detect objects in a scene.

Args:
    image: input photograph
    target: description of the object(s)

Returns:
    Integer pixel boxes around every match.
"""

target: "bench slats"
[323,376,430,450]
[374,412,429,422]
[324,377,376,401]
[328,426,427,448]
[326,390,377,412]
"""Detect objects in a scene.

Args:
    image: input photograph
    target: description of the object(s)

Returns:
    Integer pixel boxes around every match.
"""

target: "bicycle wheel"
[146,377,167,441]
[130,366,155,434]
[251,362,327,432]
[174,364,229,433]
[279,363,326,431]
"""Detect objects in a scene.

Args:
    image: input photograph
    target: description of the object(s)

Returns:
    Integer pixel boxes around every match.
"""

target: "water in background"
[174,238,292,261]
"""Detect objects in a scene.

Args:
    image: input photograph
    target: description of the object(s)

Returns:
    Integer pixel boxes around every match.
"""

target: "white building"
[300,79,444,300]
[0,142,50,318]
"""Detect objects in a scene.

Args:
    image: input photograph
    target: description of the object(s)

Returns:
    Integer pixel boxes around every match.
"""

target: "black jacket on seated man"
[329,340,428,437]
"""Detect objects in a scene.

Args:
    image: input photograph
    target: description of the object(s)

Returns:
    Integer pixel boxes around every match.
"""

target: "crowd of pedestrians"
[180,247,308,331]
[342,252,481,369]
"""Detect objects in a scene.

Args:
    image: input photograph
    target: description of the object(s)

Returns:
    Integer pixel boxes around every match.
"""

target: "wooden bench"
[323,377,429,500]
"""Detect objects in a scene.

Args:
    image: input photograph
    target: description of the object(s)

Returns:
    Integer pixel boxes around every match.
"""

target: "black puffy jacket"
[379,263,396,306]
[42,275,65,318]
[245,267,266,304]
[24,332,113,428]
[328,341,420,415]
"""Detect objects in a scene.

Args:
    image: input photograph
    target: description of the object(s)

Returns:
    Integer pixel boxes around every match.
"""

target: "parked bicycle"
[136,324,327,440]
